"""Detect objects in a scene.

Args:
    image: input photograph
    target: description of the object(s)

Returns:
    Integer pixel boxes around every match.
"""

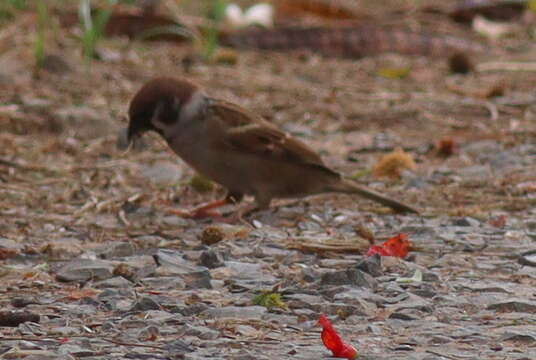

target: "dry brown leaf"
[287,236,368,254]
[372,147,416,179]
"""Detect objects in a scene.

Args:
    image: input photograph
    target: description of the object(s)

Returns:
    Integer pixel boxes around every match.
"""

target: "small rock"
[452,217,480,227]
[57,344,94,357]
[160,215,190,227]
[356,254,383,277]
[487,300,536,313]
[179,303,209,316]
[286,294,324,310]
[180,324,220,340]
[137,325,160,341]
[165,339,194,357]
[56,259,114,282]
[201,306,266,320]
[518,250,536,267]
[388,310,419,321]
[428,335,453,344]
[223,261,267,280]
[97,242,135,259]
[333,291,377,316]
[320,268,377,289]
[199,249,225,269]
[141,276,186,290]
[141,161,183,186]
[499,331,536,343]
[154,249,212,289]
[129,296,162,312]
[94,276,132,289]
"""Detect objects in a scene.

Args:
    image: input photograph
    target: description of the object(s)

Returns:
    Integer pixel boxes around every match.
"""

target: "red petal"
[318,315,358,359]
[366,245,388,256]
[318,315,343,353]
[337,343,358,359]
[321,328,344,353]
[366,233,411,258]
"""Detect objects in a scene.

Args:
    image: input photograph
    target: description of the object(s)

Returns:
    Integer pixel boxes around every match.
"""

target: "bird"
[125,77,419,219]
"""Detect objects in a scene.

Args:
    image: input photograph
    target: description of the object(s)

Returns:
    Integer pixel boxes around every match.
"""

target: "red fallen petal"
[318,314,331,328]
[321,326,344,353]
[366,245,389,256]
[366,233,411,258]
[337,343,358,359]
[318,315,358,359]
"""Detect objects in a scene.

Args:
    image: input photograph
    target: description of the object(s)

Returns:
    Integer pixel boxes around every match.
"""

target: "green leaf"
[252,291,287,309]
[189,174,214,193]
[377,67,411,79]
[529,0,536,12]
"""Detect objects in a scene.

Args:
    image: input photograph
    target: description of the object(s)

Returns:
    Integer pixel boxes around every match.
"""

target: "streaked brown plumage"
[126,77,419,218]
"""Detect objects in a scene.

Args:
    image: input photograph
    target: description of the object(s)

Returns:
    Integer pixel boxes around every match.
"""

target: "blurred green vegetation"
[0,0,27,25]
[1,0,237,67]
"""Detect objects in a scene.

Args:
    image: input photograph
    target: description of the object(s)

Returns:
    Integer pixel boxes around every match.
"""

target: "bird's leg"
[167,192,243,219]
[216,194,271,223]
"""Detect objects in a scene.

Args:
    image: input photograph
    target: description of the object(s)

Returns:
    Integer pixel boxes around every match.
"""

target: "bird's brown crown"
[127,77,199,141]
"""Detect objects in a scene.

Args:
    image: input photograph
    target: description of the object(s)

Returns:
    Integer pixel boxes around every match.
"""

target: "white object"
[224,3,273,28]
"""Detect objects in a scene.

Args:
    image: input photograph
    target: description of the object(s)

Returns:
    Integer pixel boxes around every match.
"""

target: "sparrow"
[126,77,419,218]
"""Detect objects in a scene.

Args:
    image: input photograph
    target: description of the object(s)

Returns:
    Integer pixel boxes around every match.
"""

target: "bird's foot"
[166,198,229,219]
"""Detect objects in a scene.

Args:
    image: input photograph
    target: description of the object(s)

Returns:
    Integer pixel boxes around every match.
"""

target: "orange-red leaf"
[366,233,411,258]
[318,314,358,359]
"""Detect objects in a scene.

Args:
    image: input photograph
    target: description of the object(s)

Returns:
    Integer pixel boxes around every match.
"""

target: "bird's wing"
[209,99,330,169]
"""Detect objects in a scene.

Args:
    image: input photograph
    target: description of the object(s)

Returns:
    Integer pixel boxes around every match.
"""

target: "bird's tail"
[328,178,419,214]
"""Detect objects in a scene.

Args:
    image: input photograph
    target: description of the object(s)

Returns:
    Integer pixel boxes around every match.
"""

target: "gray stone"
[154,249,212,289]
[356,254,383,277]
[320,268,377,289]
[518,251,536,267]
[201,306,266,320]
[56,259,114,282]
[97,242,135,259]
[452,217,480,227]
[180,324,220,340]
[165,339,194,356]
[333,291,377,316]
[199,249,225,268]
[0,237,22,250]
[141,161,183,186]
[179,303,210,316]
[499,331,536,343]
[94,276,132,289]
[57,344,94,357]
[141,277,186,290]
[223,261,263,279]
[487,300,536,313]
[285,293,324,310]
[388,310,419,321]
[137,325,160,341]
[129,296,162,312]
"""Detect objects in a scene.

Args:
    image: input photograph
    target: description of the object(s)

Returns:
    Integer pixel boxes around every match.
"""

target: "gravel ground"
[1,1,536,359]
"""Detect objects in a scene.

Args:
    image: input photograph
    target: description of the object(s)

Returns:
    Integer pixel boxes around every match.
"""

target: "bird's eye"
[156,98,180,125]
